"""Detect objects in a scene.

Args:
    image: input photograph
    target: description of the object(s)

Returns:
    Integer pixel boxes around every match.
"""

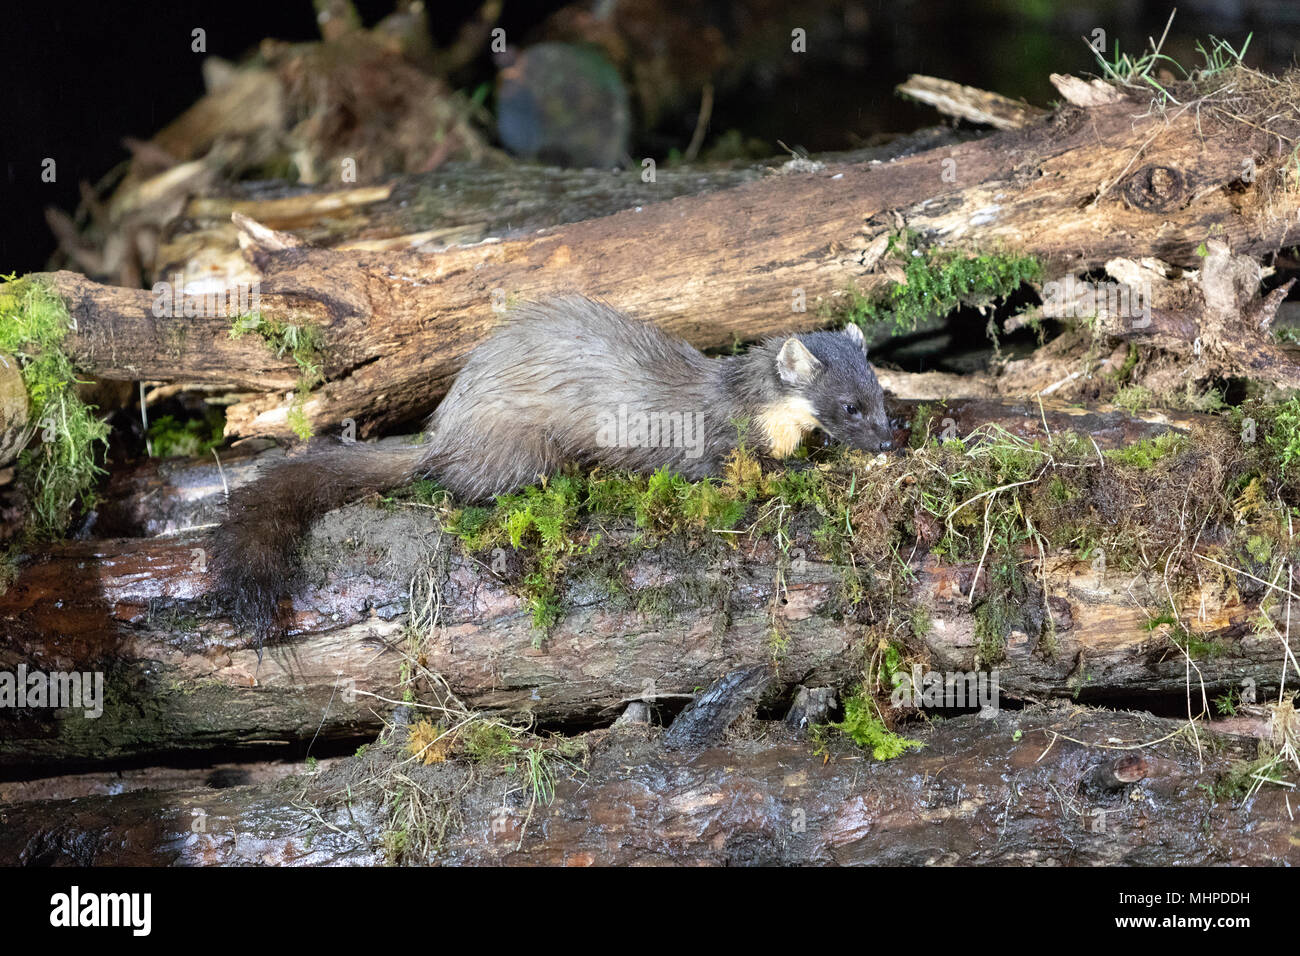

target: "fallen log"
[0,755,341,805]
[1,706,1294,866]
[146,126,970,281]
[149,127,967,287]
[2,440,1291,769]
[25,68,1300,439]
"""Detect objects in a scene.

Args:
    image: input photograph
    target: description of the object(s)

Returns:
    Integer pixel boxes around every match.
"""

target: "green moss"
[1104,431,1187,468]
[1146,612,1226,660]
[1264,395,1300,480]
[840,232,1041,335]
[380,815,410,862]
[463,722,516,762]
[974,560,1029,666]
[908,607,931,640]
[825,688,923,761]
[1112,385,1153,413]
[444,474,593,639]
[230,311,324,440]
[1244,534,1272,565]
[439,456,777,641]
[874,639,908,694]
[908,403,936,449]
[1211,752,1289,802]
[634,466,748,533]
[1046,475,1073,502]
[0,275,111,537]
[767,622,791,665]
[147,409,225,458]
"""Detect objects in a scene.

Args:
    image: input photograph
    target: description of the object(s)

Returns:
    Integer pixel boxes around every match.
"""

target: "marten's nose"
[878,439,893,452]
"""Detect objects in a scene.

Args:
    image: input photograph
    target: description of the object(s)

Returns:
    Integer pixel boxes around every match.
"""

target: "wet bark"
[0,707,1291,866]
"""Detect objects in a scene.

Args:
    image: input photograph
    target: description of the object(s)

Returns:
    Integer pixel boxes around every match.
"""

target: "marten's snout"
[826,409,894,455]
[863,429,894,453]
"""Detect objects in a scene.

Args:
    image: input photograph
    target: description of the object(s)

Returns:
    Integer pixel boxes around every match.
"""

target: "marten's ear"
[776,337,823,386]
[844,323,867,354]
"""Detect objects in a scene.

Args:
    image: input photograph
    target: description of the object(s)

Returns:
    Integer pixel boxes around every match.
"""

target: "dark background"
[2,0,1294,277]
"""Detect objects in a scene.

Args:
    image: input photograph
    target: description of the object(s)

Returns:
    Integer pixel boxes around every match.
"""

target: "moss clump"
[823,687,923,761]
[840,232,1042,336]
[1145,612,1226,660]
[441,449,775,641]
[1104,431,1187,468]
[444,474,593,637]
[1112,385,1153,413]
[147,408,225,458]
[462,722,516,762]
[974,559,1030,666]
[619,465,750,533]
[229,312,324,440]
[406,719,454,765]
[1263,394,1300,480]
[0,275,111,537]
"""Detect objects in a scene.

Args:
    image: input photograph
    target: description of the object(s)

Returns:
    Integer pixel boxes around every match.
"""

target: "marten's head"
[760,324,892,457]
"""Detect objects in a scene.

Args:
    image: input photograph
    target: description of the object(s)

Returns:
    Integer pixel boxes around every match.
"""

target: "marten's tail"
[211,442,426,647]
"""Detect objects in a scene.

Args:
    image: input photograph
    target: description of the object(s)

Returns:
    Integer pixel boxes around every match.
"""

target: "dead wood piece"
[663,664,772,748]
[1,490,1291,769]
[898,74,1047,129]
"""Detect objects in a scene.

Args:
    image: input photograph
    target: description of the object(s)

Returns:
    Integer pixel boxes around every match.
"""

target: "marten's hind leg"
[424,431,564,501]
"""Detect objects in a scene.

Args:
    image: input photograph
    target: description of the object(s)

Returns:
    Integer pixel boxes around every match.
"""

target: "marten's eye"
[843,402,860,417]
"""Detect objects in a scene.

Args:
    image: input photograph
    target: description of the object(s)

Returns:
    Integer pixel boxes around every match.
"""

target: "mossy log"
[1,707,1293,866]
[89,396,1207,537]
[26,69,1300,440]
[0,398,1288,770]
[3,523,1284,769]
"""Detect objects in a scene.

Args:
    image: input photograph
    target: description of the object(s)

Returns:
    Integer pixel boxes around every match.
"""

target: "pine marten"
[212,295,893,643]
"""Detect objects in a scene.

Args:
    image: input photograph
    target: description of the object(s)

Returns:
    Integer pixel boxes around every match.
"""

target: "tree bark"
[1,707,1291,866]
